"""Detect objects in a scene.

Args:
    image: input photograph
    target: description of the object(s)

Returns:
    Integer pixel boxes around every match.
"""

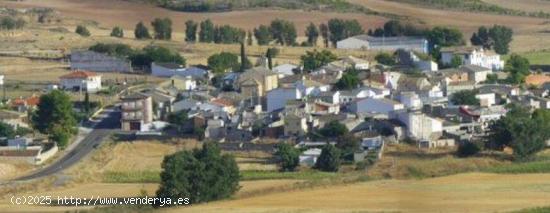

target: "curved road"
[16,108,120,181]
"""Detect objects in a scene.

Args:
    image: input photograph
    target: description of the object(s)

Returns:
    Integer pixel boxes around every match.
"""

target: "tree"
[156,142,239,206]
[185,20,198,42]
[207,52,240,74]
[450,90,479,106]
[75,25,90,37]
[488,106,549,161]
[110,26,124,38]
[213,25,245,44]
[305,22,319,46]
[300,49,337,72]
[505,54,530,84]
[335,69,360,90]
[336,133,360,161]
[31,90,77,149]
[449,55,463,68]
[319,120,349,138]
[470,26,490,49]
[134,21,151,39]
[239,42,250,72]
[427,27,464,48]
[314,144,341,172]
[382,20,403,36]
[130,46,185,69]
[253,25,272,45]
[269,19,297,46]
[0,122,16,138]
[89,43,134,58]
[327,19,364,47]
[83,92,91,113]
[319,23,329,48]
[375,52,396,66]
[168,110,188,133]
[199,19,215,42]
[151,18,172,40]
[489,25,513,55]
[275,143,300,172]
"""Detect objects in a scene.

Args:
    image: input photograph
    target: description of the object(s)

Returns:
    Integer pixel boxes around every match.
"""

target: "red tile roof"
[60,71,98,79]
[12,95,40,107]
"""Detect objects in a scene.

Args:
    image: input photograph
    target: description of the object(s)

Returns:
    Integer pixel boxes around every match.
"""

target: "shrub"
[314,144,341,172]
[110,26,124,38]
[456,142,481,158]
[75,25,91,37]
[275,143,300,172]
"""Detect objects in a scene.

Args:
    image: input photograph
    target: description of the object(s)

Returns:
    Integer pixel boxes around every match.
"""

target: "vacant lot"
[166,172,550,213]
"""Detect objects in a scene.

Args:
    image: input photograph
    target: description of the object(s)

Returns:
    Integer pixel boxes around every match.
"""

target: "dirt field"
[165,172,550,213]
[0,0,387,33]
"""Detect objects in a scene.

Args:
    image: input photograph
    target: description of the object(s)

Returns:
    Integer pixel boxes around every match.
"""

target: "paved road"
[16,107,120,181]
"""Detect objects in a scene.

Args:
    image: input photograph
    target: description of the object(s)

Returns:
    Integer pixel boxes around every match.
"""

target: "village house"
[266,87,302,112]
[294,77,331,96]
[396,49,438,72]
[350,98,405,115]
[284,113,309,137]
[70,50,133,72]
[440,46,504,71]
[272,64,298,78]
[236,67,279,97]
[337,35,429,53]
[398,91,423,110]
[475,92,496,107]
[11,95,40,112]
[329,56,370,70]
[59,71,102,93]
[145,89,176,121]
[459,105,507,130]
[339,86,390,104]
[460,65,493,84]
[394,111,443,141]
[120,93,154,131]
[157,75,197,91]
[151,62,185,77]
[211,98,237,115]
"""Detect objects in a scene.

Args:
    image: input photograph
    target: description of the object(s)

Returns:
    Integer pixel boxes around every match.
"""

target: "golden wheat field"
[163,172,550,213]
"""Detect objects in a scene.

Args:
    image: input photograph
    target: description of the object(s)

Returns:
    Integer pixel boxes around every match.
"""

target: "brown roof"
[60,71,98,79]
